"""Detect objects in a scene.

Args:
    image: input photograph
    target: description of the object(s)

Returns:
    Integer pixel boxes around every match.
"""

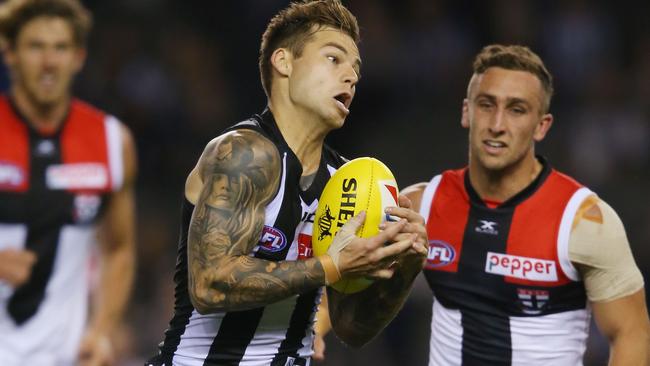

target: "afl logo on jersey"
[426,240,456,268]
[258,226,287,253]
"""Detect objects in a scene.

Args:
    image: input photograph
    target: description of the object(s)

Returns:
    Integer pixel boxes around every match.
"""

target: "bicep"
[189,130,281,258]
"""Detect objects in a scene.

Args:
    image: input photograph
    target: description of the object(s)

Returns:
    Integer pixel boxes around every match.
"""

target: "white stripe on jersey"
[265,153,288,226]
[0,225,92,366]
[104,115,124,191]
[510,309,590,366]
[429,298,591,366]
[173,311,224,365]
[240,296,300,365]
[557,187,594,281]
[285,198,318,261]
[172,282,315,365]
[326,164,337,176]
[429,298,463,366]
[420,175,442,224]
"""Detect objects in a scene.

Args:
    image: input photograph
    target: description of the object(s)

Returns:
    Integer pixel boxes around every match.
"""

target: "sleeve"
[568,198,644,303]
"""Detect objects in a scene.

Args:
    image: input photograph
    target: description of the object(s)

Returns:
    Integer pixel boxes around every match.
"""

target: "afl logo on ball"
[258,226,287,253]
[426,240,456,268]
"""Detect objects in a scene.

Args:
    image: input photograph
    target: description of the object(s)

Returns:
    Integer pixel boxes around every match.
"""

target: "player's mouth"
[483,140,507,153]
[333,92,352,114]
[38,73,58,89]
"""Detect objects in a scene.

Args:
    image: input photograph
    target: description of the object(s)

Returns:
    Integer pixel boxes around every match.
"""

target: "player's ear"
[270,48,292,77]
[2,41,16,68]
[533,113,553,142]
[461,99,470,129]
[72,47,87,73]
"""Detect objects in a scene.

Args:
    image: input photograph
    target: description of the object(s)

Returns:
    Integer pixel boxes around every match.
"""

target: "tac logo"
[517,288,550,315]
[258,226,287,253]
[475,220,498,235]
[317,205,335,240]
[426,240,456,268]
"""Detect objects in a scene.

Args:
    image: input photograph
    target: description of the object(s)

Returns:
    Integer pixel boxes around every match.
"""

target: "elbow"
[188,278,228,314]
[190,297,214,315]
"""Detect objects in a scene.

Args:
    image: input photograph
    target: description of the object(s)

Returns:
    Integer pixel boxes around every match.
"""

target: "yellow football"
[313,157,400,293]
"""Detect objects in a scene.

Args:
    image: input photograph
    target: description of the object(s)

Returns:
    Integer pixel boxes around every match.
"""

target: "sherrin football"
[313,157,400,293]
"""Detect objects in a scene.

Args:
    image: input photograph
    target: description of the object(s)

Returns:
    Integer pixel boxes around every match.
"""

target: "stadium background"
[2,0,648,365]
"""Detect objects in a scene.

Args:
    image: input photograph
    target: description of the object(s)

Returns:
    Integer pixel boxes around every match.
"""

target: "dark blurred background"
[3,0,648,365]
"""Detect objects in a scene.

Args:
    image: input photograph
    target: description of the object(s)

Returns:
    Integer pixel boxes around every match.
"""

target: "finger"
[368,219,407,247]
[386,232,412,243]
[367,268,395,279]
[338,211,366,236]
[385,206,425,224]
[412,241,428,256]
[374,235,414,259]
[380,221,427,238]
[398,194,412,209]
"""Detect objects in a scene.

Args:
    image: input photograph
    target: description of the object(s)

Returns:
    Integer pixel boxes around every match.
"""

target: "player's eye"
[510,106,527,115]
[478,101,493,109]
[327,55,338,64]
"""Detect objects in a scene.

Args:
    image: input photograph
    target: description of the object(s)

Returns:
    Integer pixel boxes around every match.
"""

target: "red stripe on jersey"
[505,170,582,286]
[0,96,30,192]
[60,99,111,193]
[425,169,469,273]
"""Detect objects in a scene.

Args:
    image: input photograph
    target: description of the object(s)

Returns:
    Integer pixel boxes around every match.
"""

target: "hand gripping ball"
[312,157,400,293]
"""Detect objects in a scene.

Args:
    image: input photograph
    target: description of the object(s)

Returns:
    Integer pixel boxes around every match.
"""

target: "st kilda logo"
[318,205,335,240]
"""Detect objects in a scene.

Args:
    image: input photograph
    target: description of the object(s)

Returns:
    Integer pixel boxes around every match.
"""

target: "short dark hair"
[0,0,92,48]
[259,0,360,98]
[472,44,554,112]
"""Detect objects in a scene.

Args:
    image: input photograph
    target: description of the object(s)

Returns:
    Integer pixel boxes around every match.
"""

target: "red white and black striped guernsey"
[420,159,594,366]
[0,95,124,365]
[148,109,347,366]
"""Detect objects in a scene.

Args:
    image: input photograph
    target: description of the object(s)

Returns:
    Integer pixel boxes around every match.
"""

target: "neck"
[468,153,542,202]
[268,100,329,175]
[11,86,70,132]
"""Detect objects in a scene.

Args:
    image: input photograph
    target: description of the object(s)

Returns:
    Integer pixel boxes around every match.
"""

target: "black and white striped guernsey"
[149,109,346,366]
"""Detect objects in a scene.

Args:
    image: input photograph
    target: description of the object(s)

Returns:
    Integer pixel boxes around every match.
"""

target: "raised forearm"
[329,264,420,347]
[189,255,325,313]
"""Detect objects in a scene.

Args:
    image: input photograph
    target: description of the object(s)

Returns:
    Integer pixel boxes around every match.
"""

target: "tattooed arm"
[187,130,326,313]
[327,194,428,347]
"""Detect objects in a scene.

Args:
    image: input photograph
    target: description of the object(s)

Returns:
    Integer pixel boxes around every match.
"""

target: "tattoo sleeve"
[187,130,325,313]
[327,266,420,347]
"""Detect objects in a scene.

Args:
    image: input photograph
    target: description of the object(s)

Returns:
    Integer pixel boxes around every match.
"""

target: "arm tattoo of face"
[188,130,325,313]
